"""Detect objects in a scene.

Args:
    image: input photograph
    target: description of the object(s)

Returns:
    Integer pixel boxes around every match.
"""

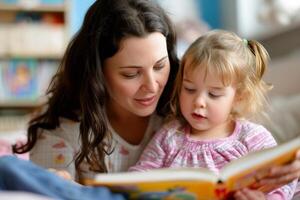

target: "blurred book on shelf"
[0,59,58,107]
[37,60,58,95]
[0,59,38,101]
[0,24,65,58]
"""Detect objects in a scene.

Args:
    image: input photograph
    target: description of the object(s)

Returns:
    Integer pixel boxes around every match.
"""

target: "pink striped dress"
[129,119,297,200]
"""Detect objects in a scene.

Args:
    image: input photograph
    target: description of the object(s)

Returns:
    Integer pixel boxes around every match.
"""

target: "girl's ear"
[234,88,248,103]
[234,92,243,103]
[233,90,245,109]
[231,91,244,118]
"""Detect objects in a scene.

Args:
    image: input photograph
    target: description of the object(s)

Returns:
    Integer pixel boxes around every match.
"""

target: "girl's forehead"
[183,64,233,87]
[183,64,208,77]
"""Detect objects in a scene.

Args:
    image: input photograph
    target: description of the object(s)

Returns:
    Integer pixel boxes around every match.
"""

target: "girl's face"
[103,32,170,118]
[179,66,237,138]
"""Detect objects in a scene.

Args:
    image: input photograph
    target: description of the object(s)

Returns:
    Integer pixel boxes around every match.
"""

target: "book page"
[86,167,218,184]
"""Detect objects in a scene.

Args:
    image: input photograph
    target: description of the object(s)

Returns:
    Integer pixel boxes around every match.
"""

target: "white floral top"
[30,114,162,181]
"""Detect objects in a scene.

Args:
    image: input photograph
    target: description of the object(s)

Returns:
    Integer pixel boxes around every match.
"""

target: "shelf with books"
[0,0,69,110]
[0,23,66,59]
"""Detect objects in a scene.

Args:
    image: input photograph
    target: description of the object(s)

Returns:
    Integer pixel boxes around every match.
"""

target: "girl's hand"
[234,188,265,200]
[252,150,300,192]
[48,168,73,181]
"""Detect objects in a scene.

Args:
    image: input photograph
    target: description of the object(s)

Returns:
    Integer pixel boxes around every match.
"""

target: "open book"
[82,137,300,200]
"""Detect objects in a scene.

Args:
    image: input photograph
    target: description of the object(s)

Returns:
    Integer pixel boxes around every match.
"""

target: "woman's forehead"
[105,32,168,68]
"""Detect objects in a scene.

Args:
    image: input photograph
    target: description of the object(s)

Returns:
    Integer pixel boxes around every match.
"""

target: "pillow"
[260,94,300,143]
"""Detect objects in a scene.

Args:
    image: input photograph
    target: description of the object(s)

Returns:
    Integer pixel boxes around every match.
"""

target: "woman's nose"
[142,73,158,93]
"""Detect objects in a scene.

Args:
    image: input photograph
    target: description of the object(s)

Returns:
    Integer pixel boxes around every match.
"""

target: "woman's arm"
[234,188,266,200]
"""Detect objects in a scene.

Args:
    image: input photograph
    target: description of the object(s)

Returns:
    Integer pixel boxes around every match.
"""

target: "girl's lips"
[135,96,156,106]
[191,113,206,120]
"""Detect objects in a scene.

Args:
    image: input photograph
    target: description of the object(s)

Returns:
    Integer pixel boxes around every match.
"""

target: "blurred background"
[0,0,300,144]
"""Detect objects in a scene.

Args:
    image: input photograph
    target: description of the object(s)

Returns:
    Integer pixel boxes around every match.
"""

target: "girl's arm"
[129,127,170,172]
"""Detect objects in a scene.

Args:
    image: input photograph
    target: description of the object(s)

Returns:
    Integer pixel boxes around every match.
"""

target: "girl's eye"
[183,87,196,93]
[209,92,221,98]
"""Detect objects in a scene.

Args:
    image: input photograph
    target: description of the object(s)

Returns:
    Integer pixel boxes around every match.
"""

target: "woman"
[14,0,178,181]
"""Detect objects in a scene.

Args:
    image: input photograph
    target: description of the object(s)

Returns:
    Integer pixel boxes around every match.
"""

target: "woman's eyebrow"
[120,56,168,68]
[119,65,141,69]
[155,56,168,64]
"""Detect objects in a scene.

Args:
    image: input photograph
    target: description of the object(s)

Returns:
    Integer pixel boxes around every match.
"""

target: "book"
[82,137,300,200]
[1,59,38,101]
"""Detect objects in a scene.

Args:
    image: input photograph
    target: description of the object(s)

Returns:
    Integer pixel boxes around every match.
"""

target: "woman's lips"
[135,96,156,106]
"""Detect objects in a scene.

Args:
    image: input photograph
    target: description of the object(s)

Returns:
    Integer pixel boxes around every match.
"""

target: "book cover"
[1,59,38,101]
[82,137,300,200]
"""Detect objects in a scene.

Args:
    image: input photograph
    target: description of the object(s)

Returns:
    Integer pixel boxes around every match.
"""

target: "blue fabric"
[0,156,125,200]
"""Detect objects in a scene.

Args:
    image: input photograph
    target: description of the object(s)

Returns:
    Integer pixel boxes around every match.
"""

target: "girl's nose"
[194,95,206,108]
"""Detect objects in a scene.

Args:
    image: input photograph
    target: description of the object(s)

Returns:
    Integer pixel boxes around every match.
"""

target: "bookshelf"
[0,0,71,137]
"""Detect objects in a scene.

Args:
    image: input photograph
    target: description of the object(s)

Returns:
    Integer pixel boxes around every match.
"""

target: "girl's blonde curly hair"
[169,30,272,123]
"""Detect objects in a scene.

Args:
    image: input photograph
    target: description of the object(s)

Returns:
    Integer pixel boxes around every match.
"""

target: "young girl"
[129,30,297,199]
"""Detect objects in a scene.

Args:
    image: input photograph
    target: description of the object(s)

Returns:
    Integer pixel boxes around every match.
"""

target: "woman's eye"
[154,64,164,71]
[122,72,138,78]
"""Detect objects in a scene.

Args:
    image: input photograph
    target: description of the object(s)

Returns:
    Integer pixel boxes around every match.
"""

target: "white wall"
[221,0,285,39]
[158,0,199,23]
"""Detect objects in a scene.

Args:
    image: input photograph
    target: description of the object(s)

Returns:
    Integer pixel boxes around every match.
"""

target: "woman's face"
[103,32,170,118]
